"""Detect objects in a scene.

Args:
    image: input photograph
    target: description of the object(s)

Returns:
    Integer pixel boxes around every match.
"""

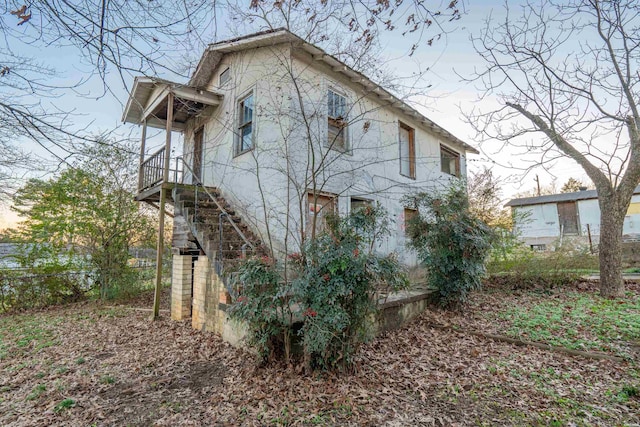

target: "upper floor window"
[440,145,460,177]
[236,92,254,155]
[219,68,231,86]
[327,89,347,151]
[399,123,416,179]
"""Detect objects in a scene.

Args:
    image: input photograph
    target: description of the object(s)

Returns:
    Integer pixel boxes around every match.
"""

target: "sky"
[0,0,600,229]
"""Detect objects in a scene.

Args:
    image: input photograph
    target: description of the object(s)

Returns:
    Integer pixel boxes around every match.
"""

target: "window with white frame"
[236,92,254,155]
[327,89,347,151]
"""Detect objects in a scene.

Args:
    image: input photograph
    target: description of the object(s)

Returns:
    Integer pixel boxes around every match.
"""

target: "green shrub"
[228,257,293,362]
[293,206,408,370]
[0,244,90,312]
[230,205,408,371]
[404,184,494,308]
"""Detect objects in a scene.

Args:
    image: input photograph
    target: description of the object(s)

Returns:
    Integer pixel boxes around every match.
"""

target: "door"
[192,128,204,184]
[557,202,579,235]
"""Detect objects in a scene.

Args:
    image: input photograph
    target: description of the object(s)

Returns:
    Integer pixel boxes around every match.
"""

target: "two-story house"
[122,28,478,336]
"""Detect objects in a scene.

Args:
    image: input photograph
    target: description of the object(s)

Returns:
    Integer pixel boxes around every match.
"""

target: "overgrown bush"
[5,142,157,306]
[293,206,408,370]
[230,205,408,371]
[404,184,494,308]
[228,257,293,362]
[486,242,599,290]
[0,245,89,311]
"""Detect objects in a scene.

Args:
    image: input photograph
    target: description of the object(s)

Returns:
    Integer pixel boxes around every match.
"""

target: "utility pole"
[535,175,541,196]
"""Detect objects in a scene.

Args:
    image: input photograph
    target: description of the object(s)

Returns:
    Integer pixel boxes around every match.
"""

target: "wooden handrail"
[138,147,182,191]
[177,156,255,253]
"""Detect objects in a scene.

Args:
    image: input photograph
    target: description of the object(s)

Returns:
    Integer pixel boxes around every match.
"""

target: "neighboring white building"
[123,29,478,265]
[506,186,640,250]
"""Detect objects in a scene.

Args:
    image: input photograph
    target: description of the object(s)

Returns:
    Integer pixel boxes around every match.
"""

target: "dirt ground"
[0,287,638,426]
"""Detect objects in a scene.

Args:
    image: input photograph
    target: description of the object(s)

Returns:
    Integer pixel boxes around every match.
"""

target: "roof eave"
[188,29,480,154]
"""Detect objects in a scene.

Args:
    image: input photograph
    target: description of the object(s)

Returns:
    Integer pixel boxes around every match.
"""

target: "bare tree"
[0,0,220,196]
[468,0,640,297]
[467,167,512,229]
[0,0,463,196]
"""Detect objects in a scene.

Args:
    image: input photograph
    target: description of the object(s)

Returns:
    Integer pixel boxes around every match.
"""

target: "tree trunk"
[598,199,625,298]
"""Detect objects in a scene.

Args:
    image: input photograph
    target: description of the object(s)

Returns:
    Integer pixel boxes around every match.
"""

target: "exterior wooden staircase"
[172,185,267,291]
[136,149,268,305]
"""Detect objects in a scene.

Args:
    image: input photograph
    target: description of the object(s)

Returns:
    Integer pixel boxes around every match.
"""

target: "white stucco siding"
[278,52,470,264]
[179,43,472,263]
[577,199,600,236]
[180,45,294,253]
[514,204,560,239]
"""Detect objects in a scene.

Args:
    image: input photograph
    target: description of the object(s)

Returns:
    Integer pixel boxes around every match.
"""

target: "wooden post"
[587,223,594,254]
[138,120,147,191]
[152,92,174,321]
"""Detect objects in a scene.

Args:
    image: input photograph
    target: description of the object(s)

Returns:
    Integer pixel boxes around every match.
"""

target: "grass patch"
[54,398,75,413]
[100,375,116,384]
[0,314,62,358]
[26,384,46,401]
[496,291,640,356]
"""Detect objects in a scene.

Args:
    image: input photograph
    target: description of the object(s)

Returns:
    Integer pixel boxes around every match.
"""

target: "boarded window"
[192,128,204,184]
[327,89,347,151]
[557,202,579,235]
[307,192,338,237]
[399,123,416,178]
[440,145,460,176]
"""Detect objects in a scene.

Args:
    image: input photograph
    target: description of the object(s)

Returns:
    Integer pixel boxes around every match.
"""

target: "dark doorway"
[557,202,579,235]
[192,128,204,184]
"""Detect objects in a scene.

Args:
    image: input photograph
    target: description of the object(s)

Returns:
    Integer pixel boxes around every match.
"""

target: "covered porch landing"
[123,76,222,319]
[122,76,222,202]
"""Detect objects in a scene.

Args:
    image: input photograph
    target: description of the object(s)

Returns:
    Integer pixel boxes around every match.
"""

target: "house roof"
[189,28,480,155]
[505,185,640,207]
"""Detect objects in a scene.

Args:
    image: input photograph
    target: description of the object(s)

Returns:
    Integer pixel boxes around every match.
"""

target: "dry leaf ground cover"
[0,286,638,426]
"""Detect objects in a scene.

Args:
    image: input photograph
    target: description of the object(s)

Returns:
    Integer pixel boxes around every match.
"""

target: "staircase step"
[175,187,220,199]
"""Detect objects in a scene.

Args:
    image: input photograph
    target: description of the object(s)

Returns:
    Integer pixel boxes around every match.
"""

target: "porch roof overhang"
[122,76,222,131]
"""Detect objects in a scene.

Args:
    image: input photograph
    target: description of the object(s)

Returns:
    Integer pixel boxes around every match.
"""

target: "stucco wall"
[577,199,600,237]
[623,194,640,237]
[180,42,472,264]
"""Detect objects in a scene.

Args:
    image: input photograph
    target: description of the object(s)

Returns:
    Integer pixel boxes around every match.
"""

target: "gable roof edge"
[189,29,479,155]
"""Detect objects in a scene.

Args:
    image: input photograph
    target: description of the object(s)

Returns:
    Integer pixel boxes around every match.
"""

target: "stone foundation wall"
[172,253,431,349]
[375,291,431,333]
